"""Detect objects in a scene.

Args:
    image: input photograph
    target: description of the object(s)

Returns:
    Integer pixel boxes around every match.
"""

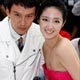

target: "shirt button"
[6,55,9,58]
[33,49,36,52]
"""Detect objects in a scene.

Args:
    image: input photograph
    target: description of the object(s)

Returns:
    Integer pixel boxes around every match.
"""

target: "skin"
[39,7,64,40]
[39,7,80,80]
[6,4,36,35]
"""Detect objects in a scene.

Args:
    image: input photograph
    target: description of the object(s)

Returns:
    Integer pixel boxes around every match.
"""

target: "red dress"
[42,64,73,80]
[59,30,72,40]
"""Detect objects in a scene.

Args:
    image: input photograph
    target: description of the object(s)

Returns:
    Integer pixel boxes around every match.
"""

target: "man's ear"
[5,8,10,17]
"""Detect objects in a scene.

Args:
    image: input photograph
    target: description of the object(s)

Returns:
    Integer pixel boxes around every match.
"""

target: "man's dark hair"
[3,0,39,13]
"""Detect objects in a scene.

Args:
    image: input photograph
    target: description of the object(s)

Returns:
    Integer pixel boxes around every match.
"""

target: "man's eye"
[28,15,34,17]
[27,14,35,18]
[15,14,20,16]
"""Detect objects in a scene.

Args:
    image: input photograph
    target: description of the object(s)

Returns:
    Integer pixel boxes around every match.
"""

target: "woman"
[37,0,80,80]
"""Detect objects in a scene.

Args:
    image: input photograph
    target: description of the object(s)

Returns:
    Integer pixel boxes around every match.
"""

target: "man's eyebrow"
[13,11,19,13]
[13,11,35,16]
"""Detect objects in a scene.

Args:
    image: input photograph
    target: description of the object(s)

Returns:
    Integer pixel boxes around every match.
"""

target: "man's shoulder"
[0,17,11,40]
[71,38,80,47]
[0,17,9,26]
[71,38,80,43]
[0,17,9,31]
[30,22,42,36]
[31,22,40,30]
[27,23,44,46]
[29,22,44,40]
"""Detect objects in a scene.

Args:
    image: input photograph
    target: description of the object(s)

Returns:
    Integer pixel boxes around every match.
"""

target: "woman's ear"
[62,20,66,27]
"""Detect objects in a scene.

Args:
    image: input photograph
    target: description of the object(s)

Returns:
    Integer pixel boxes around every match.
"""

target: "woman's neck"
[45,35,60,49]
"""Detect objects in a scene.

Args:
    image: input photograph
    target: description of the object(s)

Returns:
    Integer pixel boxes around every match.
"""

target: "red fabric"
[42,64,73,80]
[60,30,72,40]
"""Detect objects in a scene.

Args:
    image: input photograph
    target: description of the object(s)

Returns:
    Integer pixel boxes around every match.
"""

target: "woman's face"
[39,7,64,40]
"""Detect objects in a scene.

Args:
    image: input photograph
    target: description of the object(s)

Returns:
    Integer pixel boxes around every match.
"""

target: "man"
[72,0,80,16]
[64,0,80,53]
[71,0,80,38]
[0,0,44,80]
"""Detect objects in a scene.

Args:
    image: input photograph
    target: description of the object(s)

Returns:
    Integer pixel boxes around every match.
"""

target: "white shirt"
[71,38,80,58]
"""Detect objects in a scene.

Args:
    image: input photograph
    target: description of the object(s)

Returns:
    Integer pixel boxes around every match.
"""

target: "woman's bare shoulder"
[56,38,78,58]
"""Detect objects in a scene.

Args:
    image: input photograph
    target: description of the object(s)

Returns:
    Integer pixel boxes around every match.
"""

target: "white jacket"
[0,17,44,80]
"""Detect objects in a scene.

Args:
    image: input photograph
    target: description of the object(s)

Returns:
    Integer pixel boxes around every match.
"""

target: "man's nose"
[21,17,26,25]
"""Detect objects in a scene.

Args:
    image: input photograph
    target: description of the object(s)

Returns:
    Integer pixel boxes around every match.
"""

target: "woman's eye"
[54,20,60,23]
[42,18,48,21]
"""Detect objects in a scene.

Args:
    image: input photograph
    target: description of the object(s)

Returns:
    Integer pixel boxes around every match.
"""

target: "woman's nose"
[47,22,54,29]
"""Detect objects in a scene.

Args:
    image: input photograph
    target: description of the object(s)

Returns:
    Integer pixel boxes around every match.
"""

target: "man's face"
[6,4,36,35]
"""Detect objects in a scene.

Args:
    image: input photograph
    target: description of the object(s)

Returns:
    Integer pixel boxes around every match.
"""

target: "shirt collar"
[8,18,26,42]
